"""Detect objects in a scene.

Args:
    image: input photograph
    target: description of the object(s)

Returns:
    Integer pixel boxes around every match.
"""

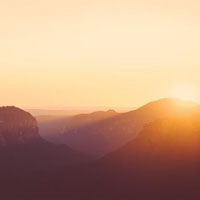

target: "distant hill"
[26,108,90,116]
[49,98,200,156]
[37,110,119,147]
[26,106,134,117]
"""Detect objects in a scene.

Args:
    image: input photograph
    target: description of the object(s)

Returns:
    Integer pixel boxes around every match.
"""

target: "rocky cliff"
[0,106,41,147]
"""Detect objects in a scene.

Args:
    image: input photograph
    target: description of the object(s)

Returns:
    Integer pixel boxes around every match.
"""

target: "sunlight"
[170,84,197,102]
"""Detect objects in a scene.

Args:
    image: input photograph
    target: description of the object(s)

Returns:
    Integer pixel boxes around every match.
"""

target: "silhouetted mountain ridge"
[58,98,200,156]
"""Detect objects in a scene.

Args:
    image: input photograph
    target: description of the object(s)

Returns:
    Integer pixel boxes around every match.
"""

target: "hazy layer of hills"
[38,98,200,156]
[26,106,134,116]
[1,98,200,200]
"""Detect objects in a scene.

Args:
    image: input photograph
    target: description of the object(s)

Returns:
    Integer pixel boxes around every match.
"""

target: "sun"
[170,84,198,101]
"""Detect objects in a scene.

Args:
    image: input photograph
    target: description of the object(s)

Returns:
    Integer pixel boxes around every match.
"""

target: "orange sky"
[0,0,200,108]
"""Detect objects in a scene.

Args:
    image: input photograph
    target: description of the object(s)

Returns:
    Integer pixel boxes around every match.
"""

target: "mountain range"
[38,98,200,156]
[1,99,200,200]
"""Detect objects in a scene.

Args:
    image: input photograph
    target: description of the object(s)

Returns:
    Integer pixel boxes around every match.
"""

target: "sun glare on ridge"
[170,84,198,102]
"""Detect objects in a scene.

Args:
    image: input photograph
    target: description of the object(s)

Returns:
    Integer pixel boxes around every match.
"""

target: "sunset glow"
[170,84,198,102]
[1,0,200,108]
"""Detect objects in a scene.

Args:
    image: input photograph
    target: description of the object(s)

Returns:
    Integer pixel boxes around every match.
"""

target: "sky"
[0,0,200,108]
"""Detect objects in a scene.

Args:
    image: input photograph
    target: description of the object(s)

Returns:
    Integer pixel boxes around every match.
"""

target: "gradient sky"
[1,0,200,108]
